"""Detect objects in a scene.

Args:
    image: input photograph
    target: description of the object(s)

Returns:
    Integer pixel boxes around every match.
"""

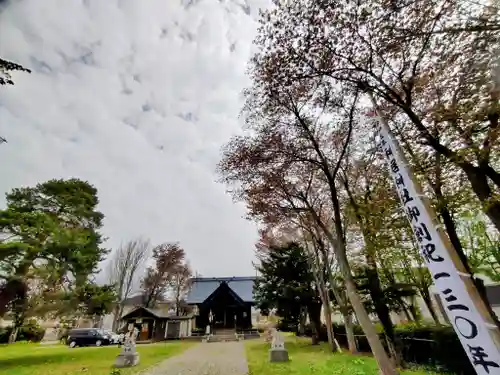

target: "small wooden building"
[121,307,194,341]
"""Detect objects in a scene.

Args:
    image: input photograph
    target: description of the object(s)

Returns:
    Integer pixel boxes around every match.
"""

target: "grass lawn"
[0,341,194,375]
[246,336,444,375]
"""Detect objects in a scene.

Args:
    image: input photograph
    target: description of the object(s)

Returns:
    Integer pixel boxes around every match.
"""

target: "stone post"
[268,329,289,362]
[114,327,140,368]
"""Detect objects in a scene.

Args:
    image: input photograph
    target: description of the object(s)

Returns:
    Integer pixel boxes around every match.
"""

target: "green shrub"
[57,327,70,343]
[306,322,474,374]
[276,320,297,333]
[0,322,45,343]
[0,327,10,343]
[394,323,474,374]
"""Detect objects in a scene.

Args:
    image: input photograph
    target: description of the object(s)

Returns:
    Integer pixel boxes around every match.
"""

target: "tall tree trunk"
[314,269,336,350]
[460,163,500,232]
[434,175,499,324]
[295,115,398,373]
[8,306,25,345]
[340,174,401,364]
[302,236,330,346]
[327,270,357,352]
[112,304,123,332]
[8,327,19,344]
[321,292,337,351]
[438,169,500,327]
[343,309,358,353]
[400,125,500,323]
[298,306,307,336]
[420,290,441,324]
[433,294,451,325]
[308,302,322,345]
[175,284,181,316]
[0,261,32,317]
[324,254,357,353]
[438,204,467,267]
[401,106,500,232]
[309,236,340,352]
[344,270,398,375]
[364,256,401,366]
[400,304,413,322]
[310,205,398,375]
[407,301,419,322]
[0,280,26,317]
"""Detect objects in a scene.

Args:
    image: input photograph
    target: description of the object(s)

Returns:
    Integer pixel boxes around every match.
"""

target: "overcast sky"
[0,0,268,278]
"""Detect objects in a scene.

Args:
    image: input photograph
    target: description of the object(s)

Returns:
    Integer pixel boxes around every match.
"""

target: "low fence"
[288,322,476,375]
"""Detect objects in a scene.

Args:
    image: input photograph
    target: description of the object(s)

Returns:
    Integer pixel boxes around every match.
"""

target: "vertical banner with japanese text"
[369,112,500,375]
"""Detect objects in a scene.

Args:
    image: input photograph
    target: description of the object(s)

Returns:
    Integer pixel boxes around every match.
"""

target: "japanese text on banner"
[373,119,500,375]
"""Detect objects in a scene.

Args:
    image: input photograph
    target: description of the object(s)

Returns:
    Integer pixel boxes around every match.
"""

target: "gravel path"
[143,342,249,375]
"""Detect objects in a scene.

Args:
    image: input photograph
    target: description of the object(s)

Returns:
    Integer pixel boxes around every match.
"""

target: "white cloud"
[0,0,268,278]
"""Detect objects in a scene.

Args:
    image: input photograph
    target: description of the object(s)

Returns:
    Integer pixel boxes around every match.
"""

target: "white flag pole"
[367,92,500,375]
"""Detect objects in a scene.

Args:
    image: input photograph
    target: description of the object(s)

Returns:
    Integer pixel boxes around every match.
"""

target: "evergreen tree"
[0,178,108,317]
[254,242,322,337]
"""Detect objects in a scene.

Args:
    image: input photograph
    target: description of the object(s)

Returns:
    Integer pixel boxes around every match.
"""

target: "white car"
[101,330,122,344]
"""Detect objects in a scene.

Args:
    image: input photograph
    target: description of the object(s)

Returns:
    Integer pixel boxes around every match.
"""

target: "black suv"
[67,328,112,348]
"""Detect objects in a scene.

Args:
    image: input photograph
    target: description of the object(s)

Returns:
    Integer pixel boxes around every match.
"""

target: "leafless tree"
[141,242,185,308]
[107,238,151,331]
[170,263,192,315]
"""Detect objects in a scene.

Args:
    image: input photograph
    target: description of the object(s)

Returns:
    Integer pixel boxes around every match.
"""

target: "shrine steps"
[206,329,238,343]
[203,330,261,343]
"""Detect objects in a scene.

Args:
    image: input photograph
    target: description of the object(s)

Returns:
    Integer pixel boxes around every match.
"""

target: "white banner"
[371,113,500,375]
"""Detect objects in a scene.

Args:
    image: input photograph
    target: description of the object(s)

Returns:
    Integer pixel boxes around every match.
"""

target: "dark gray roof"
[185,277,256,304]
[121,295,146,306]
[122,294,169,306]
[121,306,193,320]
[146,307,172,318]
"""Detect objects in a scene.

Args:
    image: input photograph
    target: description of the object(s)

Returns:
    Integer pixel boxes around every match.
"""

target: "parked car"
[102,329,122,344]
[66,328,112,348]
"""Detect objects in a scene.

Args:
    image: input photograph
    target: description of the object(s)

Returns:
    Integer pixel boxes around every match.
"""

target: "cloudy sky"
[0,0,269,277]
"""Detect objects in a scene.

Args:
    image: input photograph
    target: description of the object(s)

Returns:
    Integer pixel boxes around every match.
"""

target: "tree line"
[217,0,500,374]
[1,57,193,338]
[0,179,193,342]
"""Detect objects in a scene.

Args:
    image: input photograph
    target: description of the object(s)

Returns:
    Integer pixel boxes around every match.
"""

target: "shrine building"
[119,276,257,341]
[186,276,256,333]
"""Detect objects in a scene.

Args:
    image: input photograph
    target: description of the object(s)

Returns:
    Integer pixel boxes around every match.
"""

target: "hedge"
[0,322,45,343]
[302,322,474,374]
[394,324,474,374]
[277,320,298,333]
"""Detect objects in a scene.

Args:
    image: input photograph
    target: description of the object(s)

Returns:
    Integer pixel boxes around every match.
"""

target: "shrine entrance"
[212,305,238,330]
[197,281,252,331]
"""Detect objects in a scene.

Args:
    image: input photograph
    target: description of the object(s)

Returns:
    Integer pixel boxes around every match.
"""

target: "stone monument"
[268,329,289,362]
[264,321,277,343]
[202,324,211,343]
[114,327,140,368]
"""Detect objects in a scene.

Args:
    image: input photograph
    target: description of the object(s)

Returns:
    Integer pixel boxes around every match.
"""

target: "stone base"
[269,348,289,362]
[114,353,140,368]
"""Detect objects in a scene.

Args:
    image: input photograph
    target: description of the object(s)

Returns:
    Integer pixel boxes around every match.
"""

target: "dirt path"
[143,341,249,375]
